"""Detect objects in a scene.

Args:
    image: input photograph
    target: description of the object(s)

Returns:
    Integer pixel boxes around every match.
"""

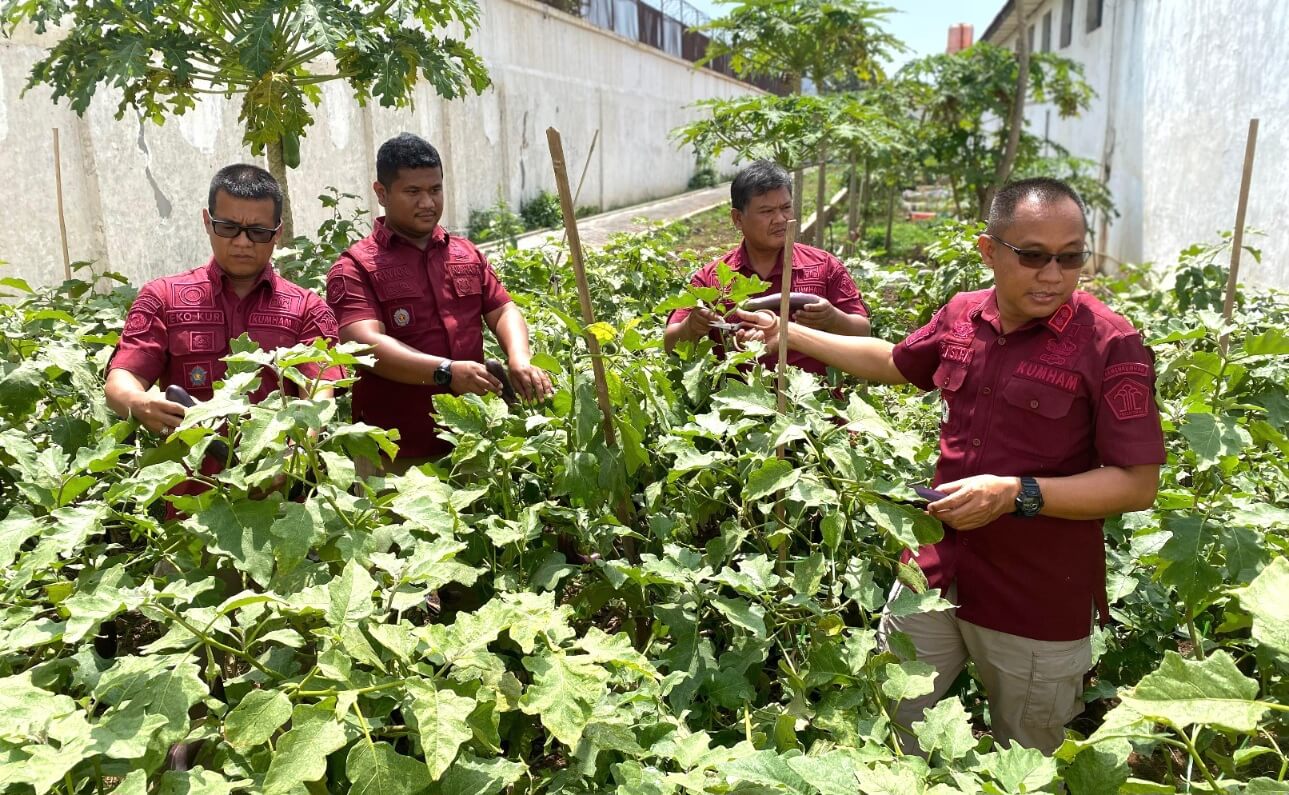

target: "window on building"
[1028,24,1036,52]
[1060,0,1074,47]
[1087,0,1104,32]
[1041,10,1052,52]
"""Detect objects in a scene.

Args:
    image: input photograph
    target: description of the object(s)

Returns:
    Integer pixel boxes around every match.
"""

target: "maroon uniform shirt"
[668,242,869,375]
[326,218,513,459]
[110,258,343,398]
[891,288,1166,641]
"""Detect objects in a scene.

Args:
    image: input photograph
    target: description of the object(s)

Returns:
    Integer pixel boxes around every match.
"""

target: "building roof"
[981,0,1044,47]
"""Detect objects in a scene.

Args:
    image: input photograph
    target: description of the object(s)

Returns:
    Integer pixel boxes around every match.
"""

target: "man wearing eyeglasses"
[736,177,1164,754]
[106,164,343,440]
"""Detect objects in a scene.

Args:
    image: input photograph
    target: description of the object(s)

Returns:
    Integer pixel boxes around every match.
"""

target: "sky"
[679,0,1006,72]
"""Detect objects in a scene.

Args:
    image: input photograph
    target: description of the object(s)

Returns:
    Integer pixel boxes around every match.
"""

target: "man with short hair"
[736,177,1165,753]
[664,159,871,372]
[106,163,342,440]
[326,133,551,472]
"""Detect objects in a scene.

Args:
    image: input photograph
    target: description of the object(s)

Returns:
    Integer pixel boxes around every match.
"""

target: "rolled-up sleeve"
[326,255,380,328]
[109,282,169,385]
[891,307,946,391]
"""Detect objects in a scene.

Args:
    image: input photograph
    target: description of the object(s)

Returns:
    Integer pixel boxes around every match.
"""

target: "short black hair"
[376,133,442,187]
[731,160,792,212]
[208,164,282,225]
[986,177,1087,236]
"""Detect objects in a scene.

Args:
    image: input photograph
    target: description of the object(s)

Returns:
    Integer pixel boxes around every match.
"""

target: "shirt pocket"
[448,260,484,298]
[999,377,1081,465]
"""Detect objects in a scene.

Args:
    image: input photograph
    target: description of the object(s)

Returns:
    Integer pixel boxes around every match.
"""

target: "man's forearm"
[785,323,904,383]
[343,327,445,385]
[490,304,533,363]
[105,368,147,418]
[833,312,871,337]
[664,320,700,352]
[1034,464,1160,520]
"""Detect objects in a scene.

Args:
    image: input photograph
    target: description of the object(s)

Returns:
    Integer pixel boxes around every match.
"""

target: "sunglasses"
[210,217,281,244]
[987,235,1091,270]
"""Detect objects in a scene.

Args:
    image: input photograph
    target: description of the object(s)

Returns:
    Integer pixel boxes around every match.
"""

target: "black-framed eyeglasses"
[210,218,281,244]
[987,234,1091,270]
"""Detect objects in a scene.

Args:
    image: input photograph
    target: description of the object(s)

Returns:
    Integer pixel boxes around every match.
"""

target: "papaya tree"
[695,0,903,225]
[2,0,492,236]
[901,42,1093,220]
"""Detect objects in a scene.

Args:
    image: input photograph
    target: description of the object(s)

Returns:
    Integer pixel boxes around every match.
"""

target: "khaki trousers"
[878,581,1092,755]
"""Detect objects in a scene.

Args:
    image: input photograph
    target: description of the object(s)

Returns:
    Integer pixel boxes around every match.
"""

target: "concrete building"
[0,0,756,289]
[983,0,1288,288]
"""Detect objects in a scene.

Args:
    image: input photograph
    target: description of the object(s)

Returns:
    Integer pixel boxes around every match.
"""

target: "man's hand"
[450,361,503,396]
[734,309,781,350]
[793,297,840,331]
[130,392,187,436]
[508,358,554,402]
[685,307,721,337]
[927,475,1022,530]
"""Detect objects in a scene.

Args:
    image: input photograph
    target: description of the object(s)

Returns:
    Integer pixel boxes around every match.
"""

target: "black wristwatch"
[1014,476,1043,517]
[433,359,454,386]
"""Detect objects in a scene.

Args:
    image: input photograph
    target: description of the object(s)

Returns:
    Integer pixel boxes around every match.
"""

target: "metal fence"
[536,0,788,94]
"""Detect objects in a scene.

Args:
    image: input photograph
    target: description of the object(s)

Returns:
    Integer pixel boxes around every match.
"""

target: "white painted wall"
[0,0,755,290]
[987,0,1288,288]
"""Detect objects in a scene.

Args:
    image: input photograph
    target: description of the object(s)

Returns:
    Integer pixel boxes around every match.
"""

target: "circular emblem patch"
[188,365,209,387]
[123,311,151,336]
[179,285,206,306]
[326,276,345,305]
[393,308,411,327]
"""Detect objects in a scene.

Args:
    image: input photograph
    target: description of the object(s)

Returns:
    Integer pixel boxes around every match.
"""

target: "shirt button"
[997,338,1007,346]
[1030,399,1040,409]
[982,387,992,395]
[972,438,982,447]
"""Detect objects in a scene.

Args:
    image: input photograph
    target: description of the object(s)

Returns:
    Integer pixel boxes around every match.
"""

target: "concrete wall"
[987,0,1288,288]
[0,0,755,290]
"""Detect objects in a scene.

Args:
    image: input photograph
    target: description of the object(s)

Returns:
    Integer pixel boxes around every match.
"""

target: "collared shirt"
[891,288,1166,641]
[326,218,513,458]
[668,242,870,375]
[110,258,344,400]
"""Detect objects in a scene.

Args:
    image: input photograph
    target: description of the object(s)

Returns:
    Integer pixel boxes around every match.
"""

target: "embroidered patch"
[950,320,975,340]
[326,275,347,304]
[176,284,208,306]
[248,312,296,331]
[392,307,413,327]
[1039,338,1080,366]
[940,342,973,365]
[371,267,413,285]
[1046,303,1074,333]
[1105,379,1150,420]
[266,293,298,313]
[189,331,216,352]
[1015,360,1081,393]
[905,310,941,345]
[123,311,151,336]
[167,309,224,326]
[186,361,213,388]
[133,293,164,315]
[1104,362,1152,381]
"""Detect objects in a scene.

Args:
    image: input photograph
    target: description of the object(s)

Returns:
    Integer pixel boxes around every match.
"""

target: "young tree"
[695,0,903,223]
[901,42,1093,220]
[3,0,492,236]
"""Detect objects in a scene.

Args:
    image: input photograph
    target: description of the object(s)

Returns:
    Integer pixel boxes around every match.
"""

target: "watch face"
[434,364,452,386]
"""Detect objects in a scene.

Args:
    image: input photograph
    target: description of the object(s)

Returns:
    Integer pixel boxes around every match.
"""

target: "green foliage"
[0,215,1288,793]
[467,198,524,246]
[519,190,563,231]
[901,42,1095,218]
[697,0,903,89]
[2,0,492,168]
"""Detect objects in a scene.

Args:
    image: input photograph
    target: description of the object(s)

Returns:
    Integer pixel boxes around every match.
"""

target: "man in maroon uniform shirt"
[664,160,870,374]
[106,164,342,443]
[737,178,1164,753]
[327,133,551,472]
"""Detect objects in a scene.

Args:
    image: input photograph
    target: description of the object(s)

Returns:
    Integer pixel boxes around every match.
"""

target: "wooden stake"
[1220,118,1259,357]
[776,220,797,420]
[547,127,617,448]
[53,128,72,281]
[553,128,600,268]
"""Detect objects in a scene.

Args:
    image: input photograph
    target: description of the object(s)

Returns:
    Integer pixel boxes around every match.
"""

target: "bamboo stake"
[815,142,827,247]
[547,127,616,448]
[1219,118,1259,357]
[53,128,72,281]
[774,221,797,570]
[553,128,600,268]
